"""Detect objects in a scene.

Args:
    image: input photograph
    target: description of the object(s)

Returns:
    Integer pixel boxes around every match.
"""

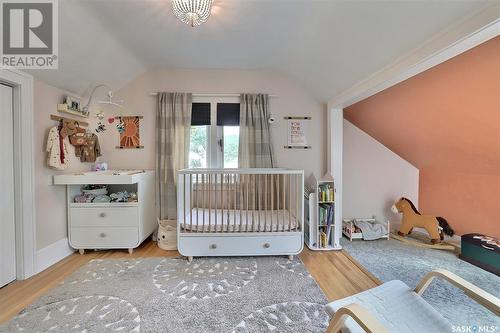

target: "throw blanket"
[354,220,388,241]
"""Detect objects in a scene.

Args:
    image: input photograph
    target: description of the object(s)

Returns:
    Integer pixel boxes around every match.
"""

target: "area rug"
[341,238,499,328]
[0,257,329,332]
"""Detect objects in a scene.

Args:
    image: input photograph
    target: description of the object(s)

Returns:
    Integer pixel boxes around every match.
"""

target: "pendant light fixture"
[172,0,213,27]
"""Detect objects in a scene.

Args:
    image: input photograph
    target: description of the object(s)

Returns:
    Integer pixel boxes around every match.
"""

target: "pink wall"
[34,80,89,249]
[345,37,500,238]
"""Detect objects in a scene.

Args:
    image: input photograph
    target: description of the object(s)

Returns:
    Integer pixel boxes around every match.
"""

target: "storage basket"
[157,219,177,250]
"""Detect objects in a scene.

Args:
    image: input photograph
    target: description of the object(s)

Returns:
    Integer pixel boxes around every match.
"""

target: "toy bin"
[157,219,177,250]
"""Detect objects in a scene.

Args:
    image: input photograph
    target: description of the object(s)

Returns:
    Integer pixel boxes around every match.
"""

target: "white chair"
[325,269,500,333]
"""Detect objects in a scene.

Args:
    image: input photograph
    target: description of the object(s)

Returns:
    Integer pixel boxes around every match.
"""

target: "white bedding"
[181,208,299,232]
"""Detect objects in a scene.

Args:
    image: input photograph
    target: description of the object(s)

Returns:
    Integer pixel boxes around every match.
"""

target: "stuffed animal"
[93,162,108,171]
[392,197,454,244]
[157,219,177,251]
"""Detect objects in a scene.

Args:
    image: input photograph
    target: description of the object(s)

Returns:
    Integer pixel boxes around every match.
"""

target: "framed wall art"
[115,116,144,149]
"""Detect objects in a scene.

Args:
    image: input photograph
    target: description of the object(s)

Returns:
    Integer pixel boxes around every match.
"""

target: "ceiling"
[29,0,494,102]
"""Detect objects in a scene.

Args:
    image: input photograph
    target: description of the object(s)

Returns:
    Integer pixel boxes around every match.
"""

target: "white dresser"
[54,170,155,254]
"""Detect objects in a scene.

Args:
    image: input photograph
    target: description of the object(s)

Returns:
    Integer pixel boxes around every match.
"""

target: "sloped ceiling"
[344,37,500,175]
[29,0,493,101]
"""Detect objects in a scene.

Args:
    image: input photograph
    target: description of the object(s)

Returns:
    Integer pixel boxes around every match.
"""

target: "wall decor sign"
[115,116,144,149]
[284,116,311,149]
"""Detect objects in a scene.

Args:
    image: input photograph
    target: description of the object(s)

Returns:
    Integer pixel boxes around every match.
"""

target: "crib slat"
[246,174,250,232]
[297,174,300,231]
[191,173,200,232]
[239,174,243,232]
[202,173,205,232]
[249,175,255,231]
[233,173,236,232]
[288,174,292,232]
[208,173,212,233]
[264,174,267,232]
[271,174,274,232]
[189,174,193,232]
[220,173,224,233]
[277,174,280,232]
[257,175,260,232]
[183,173,186,233]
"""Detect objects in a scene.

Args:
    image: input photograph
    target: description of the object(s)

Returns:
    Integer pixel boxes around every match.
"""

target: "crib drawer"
[70,207,138,227]
[70,227,139,249]
[178,233,303,257]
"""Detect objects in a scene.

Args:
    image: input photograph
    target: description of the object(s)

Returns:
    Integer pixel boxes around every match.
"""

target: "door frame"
[0,68,36,280]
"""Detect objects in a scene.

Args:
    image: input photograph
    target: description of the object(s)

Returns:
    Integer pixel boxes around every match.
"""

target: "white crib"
[177,168,304,261]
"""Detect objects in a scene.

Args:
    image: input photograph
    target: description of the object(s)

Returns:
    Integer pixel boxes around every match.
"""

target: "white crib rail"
[178,169,304,234]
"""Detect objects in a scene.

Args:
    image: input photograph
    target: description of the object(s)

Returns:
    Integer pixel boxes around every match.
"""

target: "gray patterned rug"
[0,257,329,332]
[341,238,500,329]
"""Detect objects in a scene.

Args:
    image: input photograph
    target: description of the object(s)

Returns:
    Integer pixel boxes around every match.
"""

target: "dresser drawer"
[70,207,138,227]
[178,233,303,256]
[70,227,139,248]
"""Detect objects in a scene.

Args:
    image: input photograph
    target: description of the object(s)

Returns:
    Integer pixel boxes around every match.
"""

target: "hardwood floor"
[0,240,379,324]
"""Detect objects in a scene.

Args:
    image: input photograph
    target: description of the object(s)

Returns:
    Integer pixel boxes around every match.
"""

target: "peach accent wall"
[345,37,500,238]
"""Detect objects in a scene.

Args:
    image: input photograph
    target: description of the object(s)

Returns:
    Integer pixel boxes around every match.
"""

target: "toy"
[392,197,454,244]
[93,162,108,171]
[110,191,128,202]
[157,219,177,250]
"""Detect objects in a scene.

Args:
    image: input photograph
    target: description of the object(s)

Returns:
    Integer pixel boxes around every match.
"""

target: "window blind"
[216,103,240,126]
[191,103,211,125]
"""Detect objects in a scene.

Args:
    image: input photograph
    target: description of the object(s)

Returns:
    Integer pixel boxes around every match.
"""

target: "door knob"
[209,244,217,249]
[99,233,106,238]
[99,212,106,218]
[263,243,270,248]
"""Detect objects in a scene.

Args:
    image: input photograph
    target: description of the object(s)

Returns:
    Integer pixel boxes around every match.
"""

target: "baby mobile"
[95,109,107,133]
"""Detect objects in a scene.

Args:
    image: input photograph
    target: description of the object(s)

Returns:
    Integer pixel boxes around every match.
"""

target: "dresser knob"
[263,243,271,248]
[209,244,217,249]
[99,233,106,238]
[99,212,106,218]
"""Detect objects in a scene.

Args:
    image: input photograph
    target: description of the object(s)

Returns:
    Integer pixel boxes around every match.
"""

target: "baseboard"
[36,238,75,274]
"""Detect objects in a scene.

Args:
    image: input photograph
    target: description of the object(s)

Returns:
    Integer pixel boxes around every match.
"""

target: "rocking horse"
[391,197,456,249]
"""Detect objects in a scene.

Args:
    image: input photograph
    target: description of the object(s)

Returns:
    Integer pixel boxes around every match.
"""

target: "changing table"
[53,170,155,254]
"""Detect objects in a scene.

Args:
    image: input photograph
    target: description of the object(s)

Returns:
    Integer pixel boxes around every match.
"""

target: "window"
[188,99,240,168]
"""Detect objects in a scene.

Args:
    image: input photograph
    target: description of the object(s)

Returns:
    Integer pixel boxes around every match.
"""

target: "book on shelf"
[318,204,334,248]
[318,184,334,202]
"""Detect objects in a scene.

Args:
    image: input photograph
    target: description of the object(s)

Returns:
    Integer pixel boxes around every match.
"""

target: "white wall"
[97,69,327,179]
[34,69,327,252]
[343,119,419,227]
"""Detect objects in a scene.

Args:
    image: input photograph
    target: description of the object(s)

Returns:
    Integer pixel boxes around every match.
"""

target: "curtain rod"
[148,92,278,98]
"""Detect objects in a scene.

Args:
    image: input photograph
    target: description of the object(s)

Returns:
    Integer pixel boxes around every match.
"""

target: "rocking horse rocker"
[391,197,456,250]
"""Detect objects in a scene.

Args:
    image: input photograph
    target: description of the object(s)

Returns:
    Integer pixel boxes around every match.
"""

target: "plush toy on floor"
[157,219,177,251]
[392,197,454,244]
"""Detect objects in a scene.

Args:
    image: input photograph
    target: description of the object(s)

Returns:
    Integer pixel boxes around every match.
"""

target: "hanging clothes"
[57,122,65,165]
[46,126,69,170]
[75,133,101,163]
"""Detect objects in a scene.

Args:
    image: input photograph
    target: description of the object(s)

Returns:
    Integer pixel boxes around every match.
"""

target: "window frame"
[191,96,240,169]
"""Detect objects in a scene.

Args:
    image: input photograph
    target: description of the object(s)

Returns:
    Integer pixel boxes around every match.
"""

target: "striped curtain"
[238,93,274,168]
[156,92,192,219]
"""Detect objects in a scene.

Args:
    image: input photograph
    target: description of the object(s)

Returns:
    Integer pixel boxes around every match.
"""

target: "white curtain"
[156,92,192,219]
[238,93,274,168]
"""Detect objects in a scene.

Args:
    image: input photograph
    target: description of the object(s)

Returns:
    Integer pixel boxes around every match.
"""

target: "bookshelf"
[304,177,338,251]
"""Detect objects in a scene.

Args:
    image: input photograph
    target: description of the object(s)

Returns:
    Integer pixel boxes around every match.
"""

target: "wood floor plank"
[0,240,378,324]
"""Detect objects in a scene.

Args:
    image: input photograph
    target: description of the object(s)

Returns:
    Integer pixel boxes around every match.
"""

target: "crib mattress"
[181,208,299,232]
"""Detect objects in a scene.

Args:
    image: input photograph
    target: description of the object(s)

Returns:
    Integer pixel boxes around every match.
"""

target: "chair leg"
[187,256,193,262]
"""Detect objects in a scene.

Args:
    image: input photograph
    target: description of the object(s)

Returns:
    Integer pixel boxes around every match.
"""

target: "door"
[0,84,15,287]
